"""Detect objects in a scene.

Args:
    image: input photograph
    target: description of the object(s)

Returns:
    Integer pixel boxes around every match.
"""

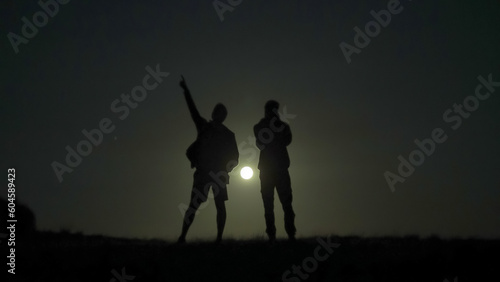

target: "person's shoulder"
[197,118,210,133]
[254,118,267,128]
[210,122,232,134]
[197,116,209,126]
[199,118,209,127]
[221,124,235,136]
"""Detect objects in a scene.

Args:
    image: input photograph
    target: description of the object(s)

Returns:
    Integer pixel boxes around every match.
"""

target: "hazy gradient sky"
[2,0,500,241]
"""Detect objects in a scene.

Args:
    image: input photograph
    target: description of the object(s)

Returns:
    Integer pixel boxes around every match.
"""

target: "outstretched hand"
[180,75,188,90]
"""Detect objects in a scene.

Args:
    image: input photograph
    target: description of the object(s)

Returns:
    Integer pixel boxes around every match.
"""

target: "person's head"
[211,103,227,123]
[265,100,280,118]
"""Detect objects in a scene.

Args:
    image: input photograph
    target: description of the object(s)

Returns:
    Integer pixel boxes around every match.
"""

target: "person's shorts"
[191,169,228,203]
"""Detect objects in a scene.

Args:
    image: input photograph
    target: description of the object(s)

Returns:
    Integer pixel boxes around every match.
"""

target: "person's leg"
[178,192,201,243]
[260,171,276,242]
[276,170,296,240]
[214,197,226,243]
[214,184,228,243]
[178,172,209,243]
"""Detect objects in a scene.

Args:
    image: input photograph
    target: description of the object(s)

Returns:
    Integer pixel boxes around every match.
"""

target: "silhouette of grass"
[11,230,500,281]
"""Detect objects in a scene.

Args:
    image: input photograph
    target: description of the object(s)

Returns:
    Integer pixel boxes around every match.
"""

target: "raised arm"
[180,75,205,130]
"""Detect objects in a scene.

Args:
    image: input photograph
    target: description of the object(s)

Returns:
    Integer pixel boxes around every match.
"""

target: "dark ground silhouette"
[7,230,499,281]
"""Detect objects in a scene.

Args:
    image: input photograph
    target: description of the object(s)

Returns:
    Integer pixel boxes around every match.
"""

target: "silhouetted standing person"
[178,76,239,244]
[254,100,296,242]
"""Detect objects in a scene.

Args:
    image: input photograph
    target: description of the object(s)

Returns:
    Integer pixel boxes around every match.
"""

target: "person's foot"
[215,235,222,245]
[177,236,186,244]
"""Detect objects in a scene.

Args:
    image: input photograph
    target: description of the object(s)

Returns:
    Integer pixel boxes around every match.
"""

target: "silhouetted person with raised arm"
[178,76,239,244]
[254,100,296,242]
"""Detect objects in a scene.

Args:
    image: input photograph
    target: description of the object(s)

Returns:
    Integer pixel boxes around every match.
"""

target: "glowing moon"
[240,166,253,180]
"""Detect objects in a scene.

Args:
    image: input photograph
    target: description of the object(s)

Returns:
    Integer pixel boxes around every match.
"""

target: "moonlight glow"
[240,166,253,180]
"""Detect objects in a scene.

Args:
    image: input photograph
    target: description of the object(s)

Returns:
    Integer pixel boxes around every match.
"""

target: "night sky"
[2,0,500,241]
